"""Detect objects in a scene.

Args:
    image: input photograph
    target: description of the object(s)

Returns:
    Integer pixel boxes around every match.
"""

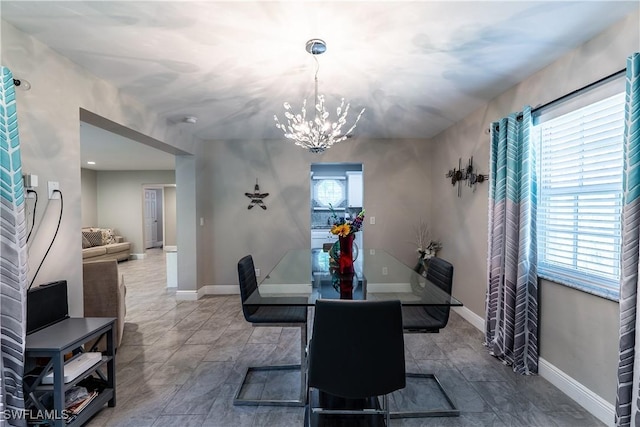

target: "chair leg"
[390,372,460,418]
[309,389,390,424]
[233,323,306,407]
[383,393,390,426]
[301,320,307,404]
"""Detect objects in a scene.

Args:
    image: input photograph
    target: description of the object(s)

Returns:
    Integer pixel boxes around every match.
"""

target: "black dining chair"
[306,299,406,426]
[394,256,459,418]
[234,255,308,407]
[403,257,454,332]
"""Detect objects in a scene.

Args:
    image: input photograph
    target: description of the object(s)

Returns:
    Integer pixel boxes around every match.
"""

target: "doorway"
[310,163,364,251]
[144,188,163,249]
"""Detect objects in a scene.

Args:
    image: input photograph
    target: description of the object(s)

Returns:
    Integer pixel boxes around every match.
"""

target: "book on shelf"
[67,390,99,415]
[65,386,89,408]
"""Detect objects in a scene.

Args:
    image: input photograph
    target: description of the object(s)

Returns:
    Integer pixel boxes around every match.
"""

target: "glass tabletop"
[243,249,463,307]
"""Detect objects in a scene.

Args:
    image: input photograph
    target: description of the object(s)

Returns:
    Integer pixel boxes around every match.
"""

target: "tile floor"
[85,248,606,427]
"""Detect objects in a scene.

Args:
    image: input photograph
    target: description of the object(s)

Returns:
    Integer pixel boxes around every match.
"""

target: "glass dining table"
[239,248,463,418]
[243,248,463,309]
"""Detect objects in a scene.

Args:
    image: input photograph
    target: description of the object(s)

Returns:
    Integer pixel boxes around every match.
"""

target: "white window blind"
[535,91,625,300]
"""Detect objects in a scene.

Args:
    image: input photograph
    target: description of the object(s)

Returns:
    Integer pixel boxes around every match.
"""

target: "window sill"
[537,273,619,302]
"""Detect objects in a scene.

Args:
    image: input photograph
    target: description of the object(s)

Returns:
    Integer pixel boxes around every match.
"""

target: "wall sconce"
[446,157,488,197]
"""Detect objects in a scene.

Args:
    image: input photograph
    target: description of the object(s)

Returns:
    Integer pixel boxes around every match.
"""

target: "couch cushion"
[105,242,131,254]
[82,246,107,259]
[82,231,103,247]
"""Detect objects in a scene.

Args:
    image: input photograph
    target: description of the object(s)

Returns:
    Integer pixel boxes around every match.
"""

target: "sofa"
[82,259,126,348]
[82,227,131,262]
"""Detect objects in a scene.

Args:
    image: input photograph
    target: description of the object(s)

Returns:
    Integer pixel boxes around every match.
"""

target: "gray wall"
[81,168,98,227]
[164,186,177,247]
[177,154,199,292]
[196,137,433,288]
[2,21,197,315]
[428,10,639,404]
[96,171,175,255]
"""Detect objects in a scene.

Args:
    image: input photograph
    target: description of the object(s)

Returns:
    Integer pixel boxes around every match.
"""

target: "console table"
[24,317,116,427]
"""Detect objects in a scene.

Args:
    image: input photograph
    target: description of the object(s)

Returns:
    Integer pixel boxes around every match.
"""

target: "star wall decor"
[245,179,269,210]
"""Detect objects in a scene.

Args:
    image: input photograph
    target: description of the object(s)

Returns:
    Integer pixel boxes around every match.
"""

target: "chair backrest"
[238,255,259,318]
[425,257,454,326]
[308,299,406,399]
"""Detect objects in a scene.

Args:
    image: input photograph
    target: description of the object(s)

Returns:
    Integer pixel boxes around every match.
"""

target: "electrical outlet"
[23,173,38,188]
[382,266,388,275]
[48,181,60,199]
[369,216,375,225]
[255,268,261,277]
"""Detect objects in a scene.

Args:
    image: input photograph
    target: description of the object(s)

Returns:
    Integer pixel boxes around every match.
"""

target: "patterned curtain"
[0,67,28,426]
[615,52,640,427]
[485,106,538,375]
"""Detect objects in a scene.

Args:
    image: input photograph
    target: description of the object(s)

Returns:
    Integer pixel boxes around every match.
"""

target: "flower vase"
[338,234,355,274]
[339,273,354,299]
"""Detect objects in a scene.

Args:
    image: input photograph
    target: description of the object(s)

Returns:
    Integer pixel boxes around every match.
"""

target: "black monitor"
[26,280,69,334]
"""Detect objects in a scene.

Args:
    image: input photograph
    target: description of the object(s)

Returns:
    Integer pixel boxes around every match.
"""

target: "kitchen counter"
[311,225,333,230]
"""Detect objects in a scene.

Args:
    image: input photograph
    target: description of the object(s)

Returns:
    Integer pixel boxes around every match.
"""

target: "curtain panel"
[485,106,539,375]
[0,67,28,426]
[615,52,640,427]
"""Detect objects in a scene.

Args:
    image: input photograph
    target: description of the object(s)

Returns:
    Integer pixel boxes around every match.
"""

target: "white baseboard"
[539,358,614,426]
[164,245,177,252]
[130,253,145,260]
[175,290,198,301]
[175,286,237,300]
[454,306,614,426]
[201,285,239,295]
[453,306,485,332]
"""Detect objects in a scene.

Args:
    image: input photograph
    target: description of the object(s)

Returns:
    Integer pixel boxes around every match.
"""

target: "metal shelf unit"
[24,317,116,427]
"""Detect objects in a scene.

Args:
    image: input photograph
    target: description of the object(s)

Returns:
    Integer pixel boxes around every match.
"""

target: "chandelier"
[274,39,365,153]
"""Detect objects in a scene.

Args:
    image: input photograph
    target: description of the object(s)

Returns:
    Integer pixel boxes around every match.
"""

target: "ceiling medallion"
[274,39,365,154]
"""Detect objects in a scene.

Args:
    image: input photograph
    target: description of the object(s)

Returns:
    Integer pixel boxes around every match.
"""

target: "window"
[535,91,625,300]
[314,179,345,206]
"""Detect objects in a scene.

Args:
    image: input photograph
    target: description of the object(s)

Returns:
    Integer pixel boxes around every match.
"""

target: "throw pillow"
[82,235,92,249]
[100,228,116,245]
[82,231,103,247]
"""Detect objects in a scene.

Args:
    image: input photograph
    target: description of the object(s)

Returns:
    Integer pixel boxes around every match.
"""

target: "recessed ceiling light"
[87,161,96,165]
[183,116,198,124]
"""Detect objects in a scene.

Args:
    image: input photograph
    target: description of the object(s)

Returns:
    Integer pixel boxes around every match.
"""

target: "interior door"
[144,189,158,249]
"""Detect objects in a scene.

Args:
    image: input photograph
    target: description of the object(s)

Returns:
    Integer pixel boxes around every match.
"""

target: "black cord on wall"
[28,189,63,290]
[26,189,38,243]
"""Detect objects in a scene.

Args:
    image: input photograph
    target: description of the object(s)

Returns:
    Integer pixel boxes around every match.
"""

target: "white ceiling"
[2,1,638,169]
